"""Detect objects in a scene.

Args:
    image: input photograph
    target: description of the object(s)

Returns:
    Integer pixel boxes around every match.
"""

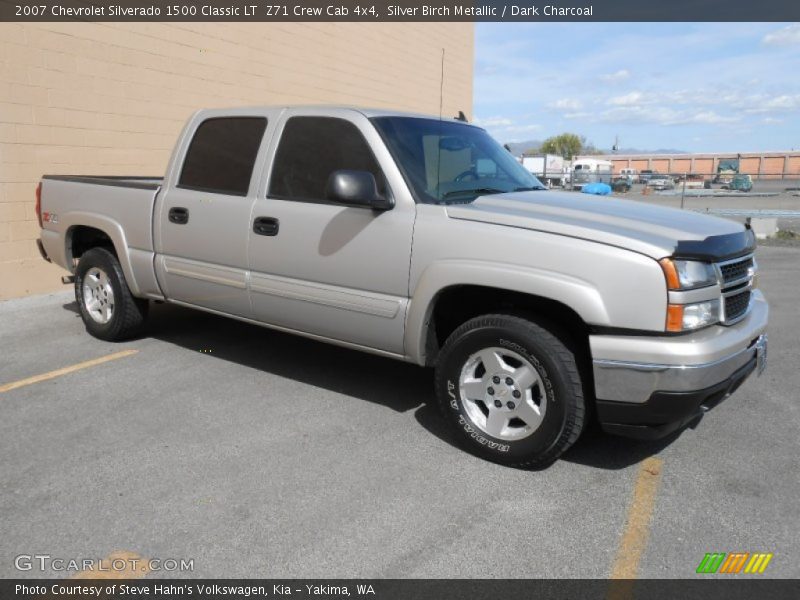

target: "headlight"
[659,258,718,290]
[666,300,721,332]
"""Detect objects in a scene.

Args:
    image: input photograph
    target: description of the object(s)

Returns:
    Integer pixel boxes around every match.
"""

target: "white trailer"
[522,154,565,187]
[571,158,614,190]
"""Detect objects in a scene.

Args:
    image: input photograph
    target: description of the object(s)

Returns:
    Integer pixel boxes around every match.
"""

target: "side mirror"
[325,170,394,210]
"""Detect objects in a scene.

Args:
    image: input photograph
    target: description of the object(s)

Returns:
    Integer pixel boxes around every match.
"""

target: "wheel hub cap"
[82,267,115,324]
[458,346,547,441]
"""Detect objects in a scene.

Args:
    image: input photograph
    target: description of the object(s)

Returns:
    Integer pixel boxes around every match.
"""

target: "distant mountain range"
[504,140,687,156]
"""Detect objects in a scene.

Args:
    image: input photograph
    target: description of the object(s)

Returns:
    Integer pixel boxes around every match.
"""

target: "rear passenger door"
[154,113,273,317]
[247,109,415,355]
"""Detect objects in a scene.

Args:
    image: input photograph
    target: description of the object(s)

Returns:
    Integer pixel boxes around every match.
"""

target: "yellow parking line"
[0,349,138,394]
[71,550,150,580]
[609,457,664,581]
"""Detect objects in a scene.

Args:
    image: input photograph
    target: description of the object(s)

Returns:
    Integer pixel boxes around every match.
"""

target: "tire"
[434,314,585,468]
[74,247,148,341]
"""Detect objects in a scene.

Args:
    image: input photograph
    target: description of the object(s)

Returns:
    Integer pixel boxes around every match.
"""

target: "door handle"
[168,207,189,225]
[253,216,279,236]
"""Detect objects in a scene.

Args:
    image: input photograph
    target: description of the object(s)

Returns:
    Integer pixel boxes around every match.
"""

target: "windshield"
[371,117,545,204]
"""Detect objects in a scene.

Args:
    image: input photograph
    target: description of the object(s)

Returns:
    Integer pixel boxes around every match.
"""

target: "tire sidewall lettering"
[499,337,556,405]
[446,379,457,410]
[458,415,510,452]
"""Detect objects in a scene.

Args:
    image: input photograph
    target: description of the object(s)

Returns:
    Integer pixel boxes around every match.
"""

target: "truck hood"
[445,190,753,260]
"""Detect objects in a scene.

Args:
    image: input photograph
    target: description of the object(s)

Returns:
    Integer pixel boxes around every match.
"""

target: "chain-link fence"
[561,171,800,193]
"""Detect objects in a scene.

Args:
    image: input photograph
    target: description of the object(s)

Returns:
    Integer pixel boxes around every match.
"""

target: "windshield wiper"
[441,187,506,199]
[513,186,546,192]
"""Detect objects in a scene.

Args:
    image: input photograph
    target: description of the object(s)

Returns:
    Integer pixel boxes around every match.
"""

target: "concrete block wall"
[0,22,474,299]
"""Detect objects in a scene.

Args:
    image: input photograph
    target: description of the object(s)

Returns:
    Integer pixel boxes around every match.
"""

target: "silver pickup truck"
[36,106,768,467]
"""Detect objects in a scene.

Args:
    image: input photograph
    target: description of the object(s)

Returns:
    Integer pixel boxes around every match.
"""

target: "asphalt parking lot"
[610,183,799,212]
[1,246,798,579]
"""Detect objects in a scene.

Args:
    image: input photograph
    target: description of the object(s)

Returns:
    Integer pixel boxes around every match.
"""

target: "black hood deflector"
[673,227,756,262]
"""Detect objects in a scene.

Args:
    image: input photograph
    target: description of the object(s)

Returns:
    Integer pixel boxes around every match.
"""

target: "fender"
[60,212,142,297]
[404,259,609,365]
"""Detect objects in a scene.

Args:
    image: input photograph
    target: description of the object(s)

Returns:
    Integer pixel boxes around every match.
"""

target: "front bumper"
[591,290,768,439]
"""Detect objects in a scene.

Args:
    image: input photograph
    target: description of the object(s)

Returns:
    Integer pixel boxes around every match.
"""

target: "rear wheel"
[435,314,585,468]
[74,247,148,341]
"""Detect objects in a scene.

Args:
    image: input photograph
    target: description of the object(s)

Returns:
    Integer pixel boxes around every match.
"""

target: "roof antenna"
[438,48,445,119]
[436,47,445,202]
[456,111,468,122]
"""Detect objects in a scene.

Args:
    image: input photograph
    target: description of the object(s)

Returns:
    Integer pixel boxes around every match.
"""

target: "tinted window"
[269,117,386,202]
[179,117,267,196]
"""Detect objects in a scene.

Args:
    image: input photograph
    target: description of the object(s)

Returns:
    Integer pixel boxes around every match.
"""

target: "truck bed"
[39,174,164,299]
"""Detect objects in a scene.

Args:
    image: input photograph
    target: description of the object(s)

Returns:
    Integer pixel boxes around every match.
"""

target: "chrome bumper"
[591,291,768,404]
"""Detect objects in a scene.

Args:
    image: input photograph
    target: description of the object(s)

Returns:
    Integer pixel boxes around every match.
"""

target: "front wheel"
[74,247,148,341]
[434,314,585,468]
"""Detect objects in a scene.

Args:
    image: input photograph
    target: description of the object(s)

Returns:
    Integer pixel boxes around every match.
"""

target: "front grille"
[724,290,751,322]
[719,257,753,285]
[715,254,755,325]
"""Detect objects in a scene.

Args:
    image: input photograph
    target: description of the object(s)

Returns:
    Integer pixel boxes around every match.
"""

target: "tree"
[540,133,583,160]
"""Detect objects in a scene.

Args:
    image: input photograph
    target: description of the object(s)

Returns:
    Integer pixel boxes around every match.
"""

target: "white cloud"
[599,69,630,83]
[472,116,513,127]
[762,117,784,124]
[494,123,542,135]
[607,91,648,106]
[472,116,541,141]
[599,105,740,126]
[683,111,739,125]
[740,93,800,114]
[549,98,583,110]
[763,95,800,110]
[602,105,672,123]
[494,123,543,142]
[763,24,800,46]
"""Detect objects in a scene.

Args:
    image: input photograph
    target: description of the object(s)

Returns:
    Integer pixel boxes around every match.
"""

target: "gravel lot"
[1,246,798,579]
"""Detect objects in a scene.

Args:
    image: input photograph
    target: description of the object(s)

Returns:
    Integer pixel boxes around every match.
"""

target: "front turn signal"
[666,304,684,332]
[660,258,680,290]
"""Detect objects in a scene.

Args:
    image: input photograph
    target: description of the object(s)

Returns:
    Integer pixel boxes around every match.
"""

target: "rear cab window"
[179,117,268,196]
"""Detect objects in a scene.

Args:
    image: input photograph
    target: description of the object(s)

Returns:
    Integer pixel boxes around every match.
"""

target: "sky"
[473,23,800,153]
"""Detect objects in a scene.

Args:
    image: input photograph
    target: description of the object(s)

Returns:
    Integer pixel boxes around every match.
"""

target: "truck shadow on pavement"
[146,302,432,415]
[413,402,680,471]
[63,300,680,470]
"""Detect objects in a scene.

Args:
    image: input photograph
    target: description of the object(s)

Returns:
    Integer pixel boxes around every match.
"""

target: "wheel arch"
[62,213,141,296]
[405,261,608,367]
